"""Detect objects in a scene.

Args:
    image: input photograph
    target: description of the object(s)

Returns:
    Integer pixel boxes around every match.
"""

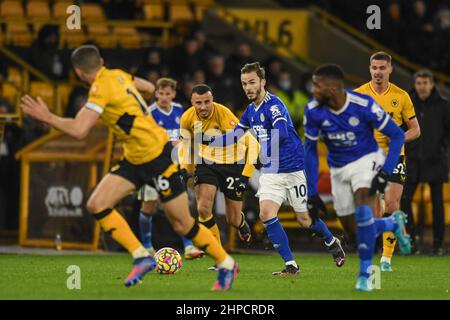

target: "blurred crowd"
[279,0,450,75]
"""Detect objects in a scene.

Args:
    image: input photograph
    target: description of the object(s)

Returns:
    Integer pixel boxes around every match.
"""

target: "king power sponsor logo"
[45,186,84,217]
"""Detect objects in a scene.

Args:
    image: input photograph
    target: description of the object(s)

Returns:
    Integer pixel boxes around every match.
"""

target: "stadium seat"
[60,26,87,48]
[53,1,74,19]
[56,83,73,116]
[143,3,164,20]
[317,142,329,173]
[193,0,215,20]
[80,3,106,21]
[6,23,33,46]
[0,1,24,18]
[26,1,51,19]
[444,183,450,202]
[170,4,194,22]
[114,27,141,48]
[445,203,450,225]
[2,82,18,105]
[87,24,115,48]
[30,82,55,112]
[195,0,215,4]
[422,184,431,202]
[7,67,22,87]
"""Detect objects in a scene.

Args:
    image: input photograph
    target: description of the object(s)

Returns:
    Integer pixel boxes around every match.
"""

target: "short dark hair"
[71,45,102,72]
[414,69,434,82]
[191,84,213,98]
[241,62,265,79]
[313,64,345,81]
[370,51,392,64]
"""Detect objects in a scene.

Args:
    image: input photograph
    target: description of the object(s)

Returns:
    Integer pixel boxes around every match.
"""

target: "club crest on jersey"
[230,120,235,126]
[391,99,399,108]
[260,113,265,122]
[175,117,180,124]
[269,105,282,118]
[349,116,360,127]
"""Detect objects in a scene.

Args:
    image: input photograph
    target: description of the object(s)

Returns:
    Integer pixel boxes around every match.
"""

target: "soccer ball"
[154,247,182,274]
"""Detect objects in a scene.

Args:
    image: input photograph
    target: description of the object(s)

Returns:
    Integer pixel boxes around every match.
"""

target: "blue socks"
[140,211,195,249]
[355,205,376,278]
[374,217,397,237]
[263,217,294,263]
[310,218,334,244]
[182,236,194,248]
[139,211,153,249]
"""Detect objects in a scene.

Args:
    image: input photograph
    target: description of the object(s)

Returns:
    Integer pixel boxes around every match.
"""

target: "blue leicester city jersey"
[150,102,184,141]
[304,90,390,168]
[238,92,305,173]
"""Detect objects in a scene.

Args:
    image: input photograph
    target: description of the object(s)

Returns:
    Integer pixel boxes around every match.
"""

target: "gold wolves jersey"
[85,67,168,164]
[179,102,259,177]
[355,82,415,155]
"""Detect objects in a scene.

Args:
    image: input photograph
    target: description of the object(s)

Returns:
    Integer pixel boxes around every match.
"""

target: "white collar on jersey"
[328,92,350,115]
[153,102,174,116]
[253,92,270,112]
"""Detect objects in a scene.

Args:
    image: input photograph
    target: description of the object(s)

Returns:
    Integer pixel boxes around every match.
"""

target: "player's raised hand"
[20,95,51,123]
[370,169,389,195]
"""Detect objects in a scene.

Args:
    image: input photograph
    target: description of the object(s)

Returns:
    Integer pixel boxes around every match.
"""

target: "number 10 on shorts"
[294,184,306,198]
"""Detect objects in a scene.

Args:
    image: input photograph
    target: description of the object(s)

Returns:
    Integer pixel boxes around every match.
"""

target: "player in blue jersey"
[209,62,346,275]
[304,64,412,291]
[138,78,204,260]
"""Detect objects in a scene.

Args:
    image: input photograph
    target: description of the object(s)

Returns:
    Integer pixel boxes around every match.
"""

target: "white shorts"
[330,149,386,217]
[256,170,308,212]
[137,184,159,202]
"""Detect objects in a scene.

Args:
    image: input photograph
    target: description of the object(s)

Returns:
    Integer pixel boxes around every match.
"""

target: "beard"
[316,96,330,107]
[248,85,262,102]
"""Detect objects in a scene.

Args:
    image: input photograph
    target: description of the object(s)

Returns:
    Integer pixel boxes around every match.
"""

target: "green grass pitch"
[0,253,449,300]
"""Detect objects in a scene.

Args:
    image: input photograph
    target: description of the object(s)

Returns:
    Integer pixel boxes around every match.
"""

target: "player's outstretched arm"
[237,132,261,191]
[208,125,248,147]
[134,77,155,96]
[21,95,100,140]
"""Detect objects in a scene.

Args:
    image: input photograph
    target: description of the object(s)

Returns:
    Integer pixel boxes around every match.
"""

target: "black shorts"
[110,142,185,202]
[194,163,245,201]
[389,155,406,185]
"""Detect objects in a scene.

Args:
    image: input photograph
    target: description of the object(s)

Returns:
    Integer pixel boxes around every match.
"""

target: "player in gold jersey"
[20,45,238,290]
[179,84,260,268]
[355,52,420,271]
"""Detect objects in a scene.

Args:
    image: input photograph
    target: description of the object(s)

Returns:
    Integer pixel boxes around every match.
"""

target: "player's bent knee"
[86,198,102,214]
[197,204,213,219]
[259,210,276,222]
[172,216,194,235]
